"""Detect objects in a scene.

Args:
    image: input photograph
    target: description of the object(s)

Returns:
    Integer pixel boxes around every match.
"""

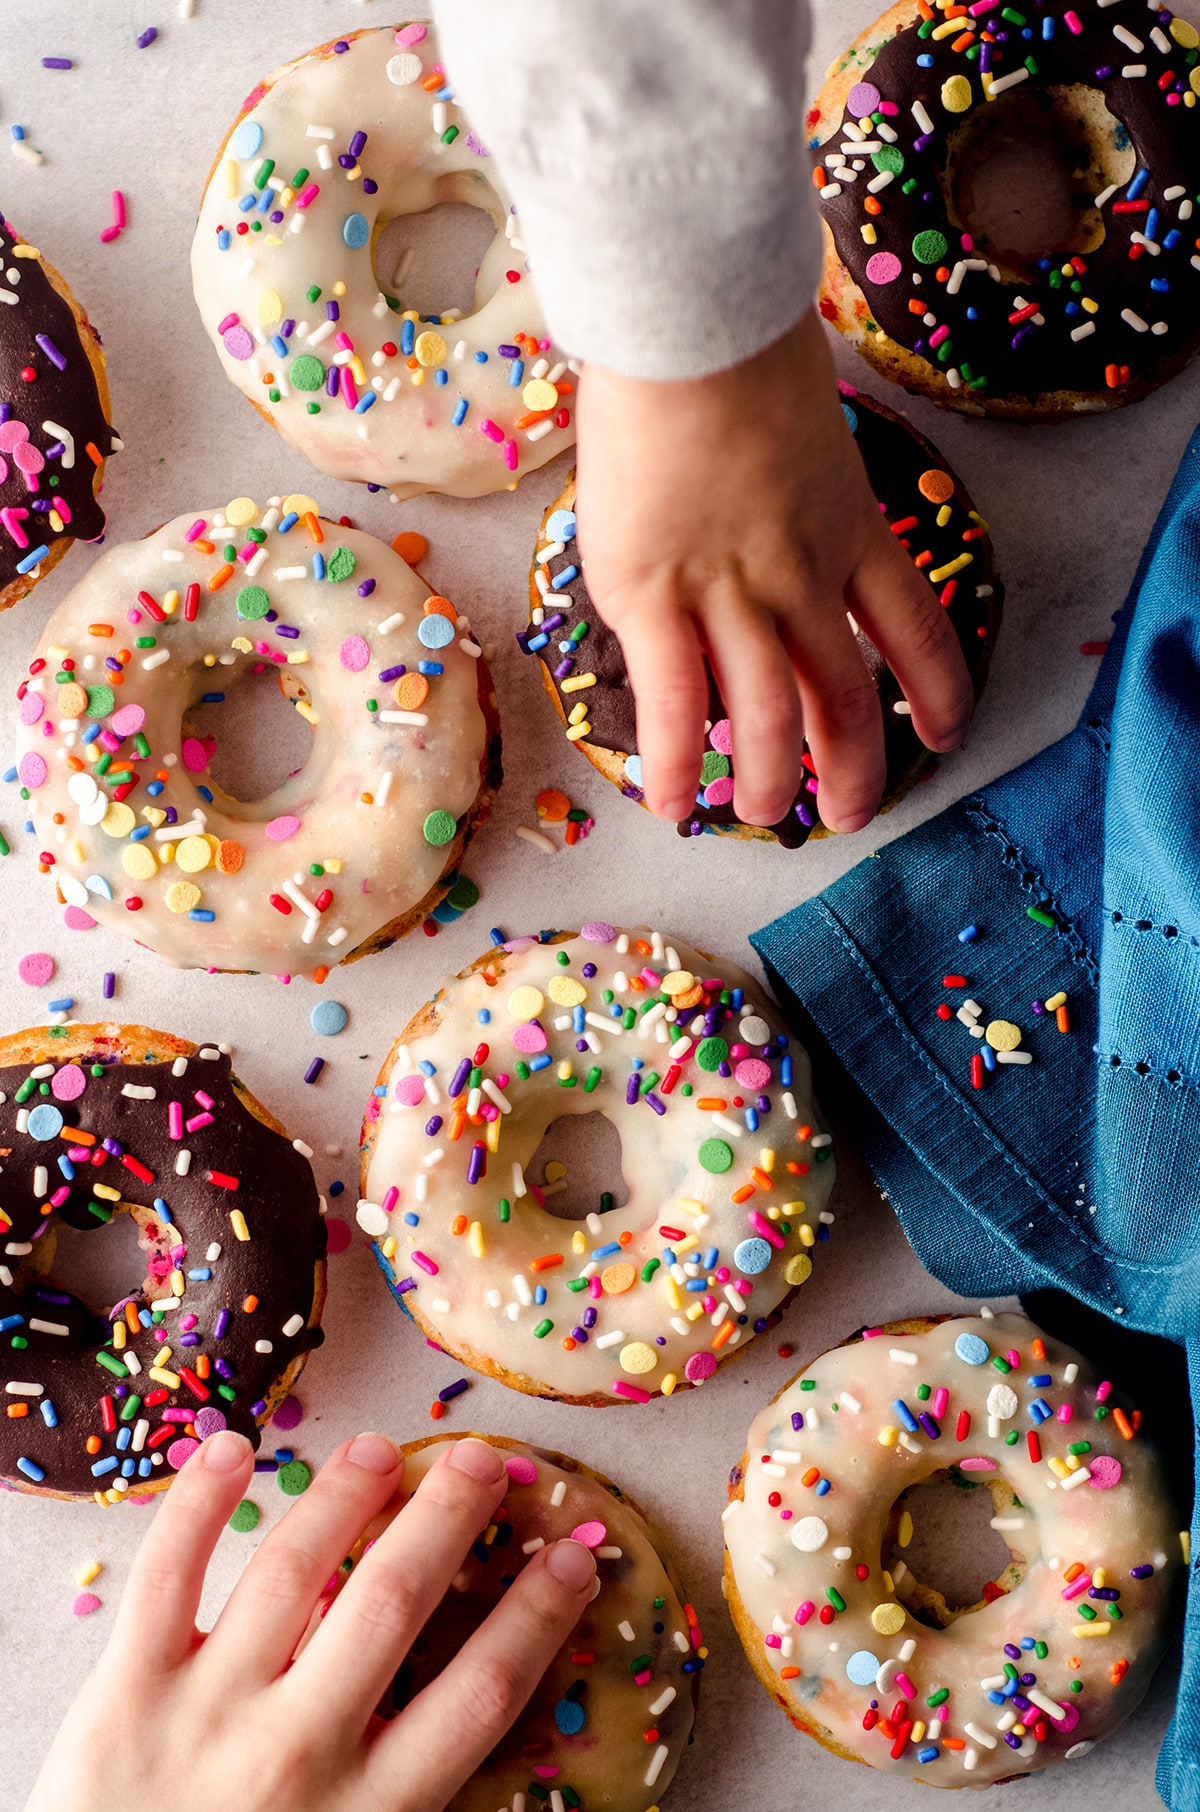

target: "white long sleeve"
[431,0,820,381]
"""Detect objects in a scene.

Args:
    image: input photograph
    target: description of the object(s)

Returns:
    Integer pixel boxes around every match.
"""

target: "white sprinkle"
[996,1049,1033,1065]
[142,649,170,671]
[377,612,406,634]
[514,826,556,855]
[649,1686,676,1716]
[618,1619,636,1641]
[1113,24,1144,51]
[121,1084,157,1100]
[11,142,45,166]
[889,1347,918,1365]
[644,1746,670,1790]
[28,1320,68,1337]
[175,1149,192,1176]
[281,1313,305,1338]
[1121,64,1147,77]
[1070,322,1097,342]
[305,124,337,140]
[964,1722,998,1750]
[254,1339,274,1355]
[5,1381,43,1395]
[378,710,429,726]
[594,1329,625,1350]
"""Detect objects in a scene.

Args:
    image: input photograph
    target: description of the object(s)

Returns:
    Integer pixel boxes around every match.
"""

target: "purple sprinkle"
[214,1309,230,1338]
[280,318,296,338]
[626,1074,640,1106]
[102,1137,122,1156]
[570,1327,589,1343]
[379,664,406,683]
[394,1277,416,1295]
[349,131,368,157]
[437,1378,469,1402]
[918,1412,941,1440]
[44,441,65,460]
[914,132,934,152]
[553,659,573,680]
[582,1306,597,1329]
[334,39,349,52]
[102,971,115,999]
[1131,1564,1154,1578]
[1004,1644,1021,1661]
[646,1092,666,1115]
[325,300,340,322]
[251,1398,268,1416]
[35,334,67,371]
[582,963,596,978]
[1004,1734,1022,1752]
[791,1411,804,1431]
[356,578,376,597]
[253,1459,279,1473]
[215,1358,234,1378]
[325,366,339,398]
[136,26,158,47]
[41,56,72,69]
[497,343,520,358]
[303,1057,324,1084]
[337,153,356,169]
[449,1058,472,1097]
[362,179,378,195]
[424,1115,443,1136]
[274,624,300,639]
[466,1144,484,1185]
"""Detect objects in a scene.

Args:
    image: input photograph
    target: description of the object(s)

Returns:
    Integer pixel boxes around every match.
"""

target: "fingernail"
[833,808,877,834]
[446,1437,505,1483]
[742,804,790,829]
[345,1432,401,1476]
[200,1429,252,1473]
[546,1540,596,1591]
[659,797,695,822]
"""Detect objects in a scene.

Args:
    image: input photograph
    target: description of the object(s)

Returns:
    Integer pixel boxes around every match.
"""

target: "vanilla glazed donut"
[0,1023,326,1504]
[524,385,1002,849]
[723,1311,1181,1787]
[0,217,120,610]
[12,495,501,979]
[359,925,837,1404]
[808,1,1200,420]
[302,1433,701,1812]
[191,24,576,500]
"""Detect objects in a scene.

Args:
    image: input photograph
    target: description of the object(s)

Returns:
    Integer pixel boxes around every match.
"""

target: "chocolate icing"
[811,2,1200,405]
[0,1036,324,1496]
[0,220,118,591]
[525,389,1001,848]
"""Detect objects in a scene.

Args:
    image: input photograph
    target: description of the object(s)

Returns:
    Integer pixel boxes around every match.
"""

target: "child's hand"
[575,307,974,832]
[27,1431,596,1812]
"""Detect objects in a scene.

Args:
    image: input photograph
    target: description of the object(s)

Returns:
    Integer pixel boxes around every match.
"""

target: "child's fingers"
[704,602,806,828]
[111,1428,254,1670]
[779,610,887,834]
[284,1437,510,1730]
[202,1432,404,1689]
[366,1539,597,1810]
[848,529,975,755]
[611,588,710,821]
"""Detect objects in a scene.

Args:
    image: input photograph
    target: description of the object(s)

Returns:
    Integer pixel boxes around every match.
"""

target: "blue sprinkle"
[187,909,216,921]
[270,334,289,357]
[27,1104,64,1142]
[1126,168,1150,201]
[815,1477,831,1496]
[473,349,488,363]
[232,120,264,160]
[451,397,469,425]
[509,360,525,387]
[16,1457,45,1482]
[527,1053,552,1072]
[842,404,858,433]
[312,553,325,580]
[187,1268,213,1282]
[957,925,978,944]
[955,1332,990,1366]
[734,1237,772,1275]
[342,211,370,249]
[892,1398,919,1433]
[534,1285,547,1306]
[40,1398,57,1428]
[846,1650,881,1686]
[91,1456,119,1477]
[400,320,416,355]
[16,545,49,574]
[554,1698,586,1736]
[0,1314,24,1333]
[278,511,298,534]
[47,996,73,1012]
[418,613,455,649]
[417,660,444,676]
[354,391,377,413]
[311,999,349,1036]
[550,564,578,591]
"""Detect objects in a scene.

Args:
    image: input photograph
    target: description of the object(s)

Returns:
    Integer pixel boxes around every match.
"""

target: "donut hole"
[374,198,503,319]
[942,84,1136,275]
[880,1469,1027,1630]
[524,1112,629,1221]
[183,663,315,806]
[40,1203,165,1329]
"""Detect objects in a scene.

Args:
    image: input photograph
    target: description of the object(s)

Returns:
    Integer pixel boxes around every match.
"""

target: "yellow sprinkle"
[662,1272,683,1311]
[571,1229,586,1254]
[878,1426,898,1447]
[382,1236,397,1260]
[485,1114,501,1154]
[985,1019,1022,1052]
[112,1321,126,1350]
[294,700,319,725]
[860,223,878,245]
[162,590,180,616]
[674,1234,700,1257]
[759,1148,776,1173]
[469,1220,485,1258]
[660,1373,677,1398]
[522,377,558,411]
[222,159,238,197]
[1049,1456,1070,1479]
[911,1721,926,1744]
[798,1223,815,1248]
[898,1510,914,1548]
[170,1269,185,1297]
[565,721,592,742]
[1182,1530,1191,1564]
[165,881,202,915]
[159,843,177,866]
[230,635,254,654]
[936,504,953,529]
[93,1183,121,1202]
[1073,1623,1112,1638]
[676,1199,706,1216]
[619,1340,658,1375]
[230,1209,250,1242]
[153,1346,172,1367]
[929,553,974,583]
[414,330,447,367]
[932,16,971,38]
[176,835,212,874]
[1093,1568,1108,1589]
[148,1365,180,1389]
[567,701,589,725]
[556,1060,574,1081]
[1171,16,1199,46]
[286,651,311,665]
[76,1560,102,1587]
[784,1253,813,1286]
[871,1602,906,1636]
[548,975,587,1007]
[684,1301,705,1322]
[560,673,596,692]
[1082,297,1100,314]
[508,985,544,1021]
[941,73,974,111]
[100,802,136,840]
[1044,991,1067,1011]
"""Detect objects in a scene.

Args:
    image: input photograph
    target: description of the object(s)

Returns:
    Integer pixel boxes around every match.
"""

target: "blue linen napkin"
[752,424,1200,1811]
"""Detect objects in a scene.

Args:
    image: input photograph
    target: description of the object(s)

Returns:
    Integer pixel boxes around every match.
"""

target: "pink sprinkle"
[1065,8,1082,31]
[18,752,47,790]
[932,1387,949,1419]
[216,312,239,335]
[392,1074,426,1107]
[896,1672,916,1698]
[587,1275,602,1298]
[51,1064,86,1103]
[505,1454,538,1485]
[735,1058,771,1090]
[168,1102,183,1140]
[795,1600,815,1625]
[765,1633,782,1649]
[580,921,616,943]
[502,438,518,471]
[703,777,736,807]
[109,703,146,737]
[99,226,120,244]
[479,418,503,443]
[194,1407,227,1440]
[748,1210,785,1250]
[569,1520,607,1548]
[325,1217,351,1255]
[270,1394,304,1431]
[929,326,950,350]
[381,1186,399,1213]
[412,1251,438,1275]
[185,1112,213,1134]
[684,1351,717,1383]
[1088,1455,1123,1489]
[18,692,43,726]
[611,1380,651,1403]
[395,21,427,44]
[265,815,301,842]
[185,519,207,543]
[339,635,371,672]
[1061,1573,1092,1601]
[958,1456,997,1471]
[1057,1403,1074,1423]
[167,1437,200,1471]
[865,251,903,286]
[511,1022,548,1054]
[1096,1380,1112,1402]
[294,184,321,210]
[18,952,55,987]
[181,736,209,773]
[112,190,126,229]
[72,1592,102,1617]
[708,718,733,755]
[162,1408,194,1424]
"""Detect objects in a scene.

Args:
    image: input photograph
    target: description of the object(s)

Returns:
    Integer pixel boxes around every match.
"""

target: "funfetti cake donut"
[303,1433,701,1812]
[723,1312,1182,1788]
[525,386,1002,848]
[191,25,576,500]
[808,1,1200,419]
[360,925,836,1404]
[0,1024,326,1503]
[0,217,119,610]
[14,497,501,979]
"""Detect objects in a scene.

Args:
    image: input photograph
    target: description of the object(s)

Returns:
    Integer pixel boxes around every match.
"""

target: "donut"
[191,25,576,501]
[301,1433,701,1812]
[0,216,119,610]
[723,1311,1181,1786]
[359,924,836,1403]
[13,496,501,979]
[0,1023,326,1503]
[524,385,1002,848]
[808,1,1200,420]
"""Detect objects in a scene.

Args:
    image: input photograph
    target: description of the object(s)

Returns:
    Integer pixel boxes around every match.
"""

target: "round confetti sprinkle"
[985,1019,1022,1052]
[101,803,136,839]
[847,81,881,116]
[342,212,370,249]
[235,585,271,621]
[536,789,571,822]
[325,1217,352,1255]
[865,251,903,287]
[918,469,956,505]
[698,1138,733,1174]
[708,718,733,755]
[619,1340,658,1375]
[393,672,429,711]
[546,508,576,542]
[986,1384,1018,1421]
[339,635,371,672]
[18,693,43,726]
[387,50,423,84]
[228,1499,262,1532]
[871,1602,907,1636]
[232,120,263,159]
[734,1058,771,1090]
[18,952,54,986]
[109,703,146,737]
[941,73,974,113]
[873,145,905,176]
[63,906,96,932]
[569,1520,607,1548]
[703,778,735,807]
[165,881,202,915]
[524,377,558,412]
[311,999,349,1036]
[734,1237,773,1275]
[175,836,212,874]
[226,496,258,526]
[1088,1455,1123,1489]
[392,1074,427,1107]
[423,809,457,846]
[505,1454,538,1484]
[327,546,356,583]
[580,922,616,943]
[846,1650,881,1686]
[508,985,545,1020]
[391,530,428,564]
[27,1104,64,1141]
[265,815,301,842]
[72,1592,102,1616]
[277,1459,312,1496]
[684,1350,717,1383]
[912,229,949,267]
[446,876,480,911]
[954,1332,990,1366]
[548,975,587,1007]
[181,737,209,773]
[600,1262,636,1295]
[739,1015,771,1045]
[696,1037,729,1072]
[51,1063,86,1102]
[18,752,47,790]
[271,1394,304,1432]
[415,330,448,367]
[791,1516,829,1552]
[554,1698,586,1735]
[417,613,455,649]
[784,1253,813,1287]
[290,354,326,391]
[223,325,255,362]
[194,1407,228,1440]
[167,1437,200,1471]
[511,1023,548,1054]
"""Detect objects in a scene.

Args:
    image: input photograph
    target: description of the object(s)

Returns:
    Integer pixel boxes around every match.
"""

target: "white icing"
[15,500,489,975]
[363,927,835,1398]
[725,1313,1179,1786]
[190,25,574,500]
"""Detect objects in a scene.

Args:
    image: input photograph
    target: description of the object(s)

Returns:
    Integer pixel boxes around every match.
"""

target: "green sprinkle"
[533,1319,554,1339]
[1035,1642,1048,1659]
[641,1259,660,1282]
[423,809,457,846]
[698,1138,733,1175]
[927,1688,949,1708]
[0,831,9,857]
[290,353,326,392]
[326,545,356,583]
[584,1067,602,1093]
[87,1201,112,1223]
[119,1393,141,1422]
[228,1499,261,1532]
[826,1587,846,1612]
[135,636,156,649]
[1071,1678,1083,1692]
[991,1354,1012,1374]
[621,1007,636,1031]
[1107,1604,1123,1620]
[1068,1440,1092,1455]
[916,1383,931,1401]
[366,698,378,712]
[498,1198,510,1223]
[566,1278,588,1293]
[1027,905,1056,928]
[800,1379,817,1392]
[1005,1430,1019,1445]
[277,1459,312,1496]
[216,1383,237,1402]
[95,1351,127,1378]
[1078,1602,1097,1621]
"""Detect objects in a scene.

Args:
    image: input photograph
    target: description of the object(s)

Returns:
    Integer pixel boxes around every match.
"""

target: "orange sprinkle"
[711,1320,735,1350]
[750,1167,774,1191]
[61,1127,95,1146]
[517,410,551,429]
[430,1399,446,1420]
[914,550,934,569]
[196,1354,210,1379]
[780,1666,801,1680]
[561,1336,577,1351]
[451,1214,468,1236]
[1064,1562,1085,1582]
[314,965,330,985]
[908,298,927,316]
[1056,1004,1070,1033]
[864,195,883,216]
[802,1467,820,1487]
[1110,1659,1129,1684]
[207,562,235,591]
[813,166,827,189]
[730,1185,755,1204]
[86,1435,102,1455]
[303,512,323,544]
[1113,1407,1135,1441]
[87,623,114,637]
[125,1303,140,1333]
[535,789,571,823]
[85,441,103,466]
[530,1253,563,1273]
[7,1402,28,1418]
[423,594,457,624]
[696,1098,728,1111]
[1032,1337,1047,1360]
[66,755,84,772]
[421,71,442,90]
[942,1738,967,1752]
[243,1294,258,1313]
[634,940,653,957]
[393,672,429,711]
[628,975,646,992]
[952,29,973,50]
[193,538,215,555]
[390,530,427,565]
[617,1230,633,1247]
[798,1125,813,1140]
[448,1110,467,1142]
[215,839,245,875]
